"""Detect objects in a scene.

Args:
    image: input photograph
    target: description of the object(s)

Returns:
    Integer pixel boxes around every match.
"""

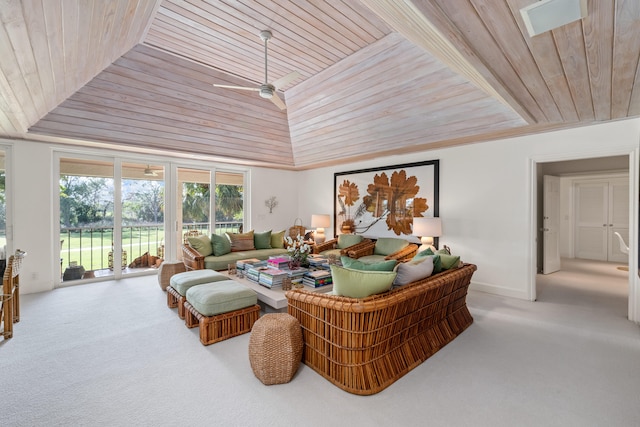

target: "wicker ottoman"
[157,261,186,291]
[167,270,230,319]
[248,313,303,385]
[184,281,260,346]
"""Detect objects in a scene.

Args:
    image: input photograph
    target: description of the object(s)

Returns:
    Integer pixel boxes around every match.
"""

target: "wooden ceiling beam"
[359,0,537,123]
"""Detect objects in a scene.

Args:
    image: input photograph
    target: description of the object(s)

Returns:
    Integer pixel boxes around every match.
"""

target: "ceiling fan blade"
[272,71,302,90]
[213,84,259,91]
[269,93,287,110]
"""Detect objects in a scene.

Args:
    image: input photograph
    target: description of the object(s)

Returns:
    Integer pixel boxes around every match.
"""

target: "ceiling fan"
[213,30,300,111]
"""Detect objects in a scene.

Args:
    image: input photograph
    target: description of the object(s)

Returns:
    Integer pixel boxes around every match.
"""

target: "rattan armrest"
[384,244,419,262]
[338,238,373,255]
[346,240,376,258]
[181,244,204,271]
[313,238,338,254]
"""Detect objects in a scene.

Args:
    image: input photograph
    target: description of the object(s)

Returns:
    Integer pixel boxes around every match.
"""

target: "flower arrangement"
[284,234,311,268]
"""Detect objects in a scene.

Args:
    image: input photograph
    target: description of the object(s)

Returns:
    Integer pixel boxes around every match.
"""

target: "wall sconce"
[412,217,442,252]
[311,214,331,244]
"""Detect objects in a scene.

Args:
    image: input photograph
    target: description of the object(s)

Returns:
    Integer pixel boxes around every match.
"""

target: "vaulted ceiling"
[1,0,639,169]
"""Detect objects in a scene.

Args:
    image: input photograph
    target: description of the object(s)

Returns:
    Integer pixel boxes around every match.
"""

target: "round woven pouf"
[248,313,303,385]
[157,261,186,291]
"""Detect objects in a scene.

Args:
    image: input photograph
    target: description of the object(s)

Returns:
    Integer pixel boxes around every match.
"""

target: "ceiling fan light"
[259,85,273,99]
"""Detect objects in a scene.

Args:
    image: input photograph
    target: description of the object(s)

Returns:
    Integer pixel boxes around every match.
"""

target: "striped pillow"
[227,231,255,252]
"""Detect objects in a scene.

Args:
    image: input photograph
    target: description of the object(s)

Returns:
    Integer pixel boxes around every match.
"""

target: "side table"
[158,261,186,291]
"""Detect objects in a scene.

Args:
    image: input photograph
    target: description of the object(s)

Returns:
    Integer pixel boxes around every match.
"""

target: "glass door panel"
[120,162,165,275]
[59,158,114,282]
[214,171,244,235]
[177,167,211,257]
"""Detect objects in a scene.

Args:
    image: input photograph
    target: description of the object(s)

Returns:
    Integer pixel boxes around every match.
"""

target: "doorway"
[535,155,631,317]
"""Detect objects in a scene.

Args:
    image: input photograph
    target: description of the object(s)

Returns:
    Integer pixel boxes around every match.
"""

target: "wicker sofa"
[181,243,287,271]
[286,263,477,395]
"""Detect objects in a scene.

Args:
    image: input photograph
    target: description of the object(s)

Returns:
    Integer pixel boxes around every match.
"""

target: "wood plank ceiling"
[1,0,639,169]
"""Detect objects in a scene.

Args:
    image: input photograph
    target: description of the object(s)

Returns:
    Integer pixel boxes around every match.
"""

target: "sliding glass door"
[59,157,115,282]
[120,162,165,275]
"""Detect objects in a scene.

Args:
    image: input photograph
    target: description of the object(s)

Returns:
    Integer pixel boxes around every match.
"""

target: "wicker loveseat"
[286,263,477,395]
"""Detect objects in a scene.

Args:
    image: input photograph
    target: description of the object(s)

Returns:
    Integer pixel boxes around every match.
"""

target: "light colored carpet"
[2,258,639,426]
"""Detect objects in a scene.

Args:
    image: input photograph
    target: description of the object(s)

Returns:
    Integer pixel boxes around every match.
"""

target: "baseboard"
[469,280,530,300]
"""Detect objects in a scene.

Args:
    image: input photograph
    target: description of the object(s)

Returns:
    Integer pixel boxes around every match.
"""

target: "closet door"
[608,178,629,263]
[575,182,608,261]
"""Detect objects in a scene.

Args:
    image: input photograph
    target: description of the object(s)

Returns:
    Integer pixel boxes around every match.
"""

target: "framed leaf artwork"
[333,160,439,239]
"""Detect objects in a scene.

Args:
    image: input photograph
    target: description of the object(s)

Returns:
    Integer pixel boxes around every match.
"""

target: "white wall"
[298,119,640,306]
[5,118,640,323]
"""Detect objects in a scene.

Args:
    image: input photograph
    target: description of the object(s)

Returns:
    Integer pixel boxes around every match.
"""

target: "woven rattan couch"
[286,263,477,395]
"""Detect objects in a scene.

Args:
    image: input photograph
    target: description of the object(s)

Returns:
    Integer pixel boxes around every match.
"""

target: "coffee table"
[222,270,332,313]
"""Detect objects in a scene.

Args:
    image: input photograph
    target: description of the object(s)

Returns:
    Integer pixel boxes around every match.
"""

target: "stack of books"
[302,269,333,288]
[267,256,291,269]
[258,268,289,288]
[246,265,268,282]
[236,258,261,271]
[308,254,330,270]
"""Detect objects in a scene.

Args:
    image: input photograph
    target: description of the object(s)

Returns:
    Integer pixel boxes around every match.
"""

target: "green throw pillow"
[330,265,396,298]
[254,230,272,249]
[187,234,213,257]
[270,230,286,249]
[340,256,397,271]
[337,234,363,249]
[437,250,461,270]
[211,233,231,256]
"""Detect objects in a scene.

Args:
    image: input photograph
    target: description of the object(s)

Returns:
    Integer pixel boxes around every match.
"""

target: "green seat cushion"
[169,270,230,296]
[393,257,434,287]
[374,238,409,256]
[187,234,213,257]
[341,256,397,271]
[319,248,342,258]
[212,233,232,256]
[337,234,363,249]
[270,230,286,249]
[330,265,396,298]
[186,281,257,316]
[254,230,272,249]
[355,254,388,265]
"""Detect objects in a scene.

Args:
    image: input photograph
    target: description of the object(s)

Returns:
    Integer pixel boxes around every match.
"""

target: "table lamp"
[412,217,442,252]
[311,214,331,244]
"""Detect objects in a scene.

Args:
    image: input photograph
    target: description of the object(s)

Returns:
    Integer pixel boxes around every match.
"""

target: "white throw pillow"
[393,257,434,287]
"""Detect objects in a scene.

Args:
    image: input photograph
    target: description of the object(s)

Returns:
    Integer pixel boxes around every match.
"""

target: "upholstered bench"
[166,269,230,319]
[183,281,260,346]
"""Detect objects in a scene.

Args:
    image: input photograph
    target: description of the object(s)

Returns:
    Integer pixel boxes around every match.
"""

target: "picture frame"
[333,160,439,240]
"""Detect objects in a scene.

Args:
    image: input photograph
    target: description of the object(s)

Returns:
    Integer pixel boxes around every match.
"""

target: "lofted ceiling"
[0,0,639,169]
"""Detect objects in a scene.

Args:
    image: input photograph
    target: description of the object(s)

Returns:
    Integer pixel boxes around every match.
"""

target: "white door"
[575,182,608,261]
[543,175,561,274]
[608,178,629,263]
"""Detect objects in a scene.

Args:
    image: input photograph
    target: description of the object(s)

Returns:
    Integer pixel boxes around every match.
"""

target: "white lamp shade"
[311,214,331,228]
[412,217,442,237]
